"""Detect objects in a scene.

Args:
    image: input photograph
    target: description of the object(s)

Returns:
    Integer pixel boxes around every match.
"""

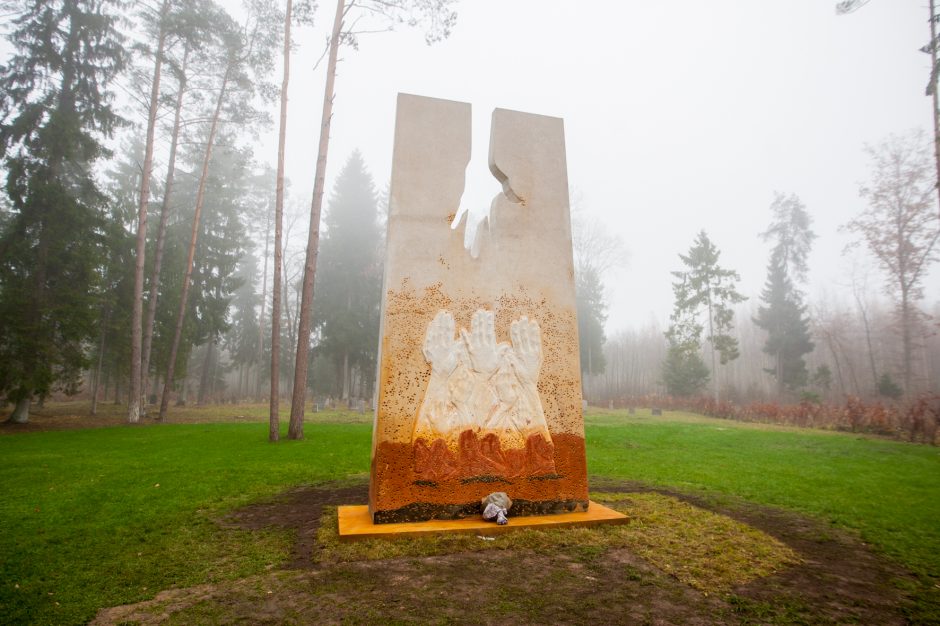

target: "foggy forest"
[0,0,938,443]
[6,1,940,624]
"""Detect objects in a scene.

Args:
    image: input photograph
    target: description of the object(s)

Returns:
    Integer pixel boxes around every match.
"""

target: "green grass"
[1,406,939,624]
[585,409,940,577]
[0,418,372,624]
[318,492,800,593]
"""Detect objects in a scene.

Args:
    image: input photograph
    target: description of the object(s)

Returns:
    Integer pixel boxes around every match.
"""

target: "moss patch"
[316,492,800,594]
[593,491,801,591]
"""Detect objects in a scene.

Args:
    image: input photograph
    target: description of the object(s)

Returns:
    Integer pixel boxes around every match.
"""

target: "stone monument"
[369,93,589,523]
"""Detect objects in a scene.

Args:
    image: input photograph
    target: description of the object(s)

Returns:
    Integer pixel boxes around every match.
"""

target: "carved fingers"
[424,309,541,384]
[510,316,542,382]
[423,310,459,376]
[461,309,499,375]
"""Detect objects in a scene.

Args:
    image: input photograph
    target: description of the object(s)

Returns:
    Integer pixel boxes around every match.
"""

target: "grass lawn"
[1,406,938,624]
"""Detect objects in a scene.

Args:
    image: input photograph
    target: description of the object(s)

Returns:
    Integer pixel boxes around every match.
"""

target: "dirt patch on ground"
[0,411,131,432]
[221,484,368,569]
[94,481,925,625]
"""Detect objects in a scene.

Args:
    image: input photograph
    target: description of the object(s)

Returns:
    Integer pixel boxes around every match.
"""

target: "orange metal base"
[337,501,628,541]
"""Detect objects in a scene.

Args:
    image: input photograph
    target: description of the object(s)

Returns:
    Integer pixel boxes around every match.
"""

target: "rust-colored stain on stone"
[372,432,588,521]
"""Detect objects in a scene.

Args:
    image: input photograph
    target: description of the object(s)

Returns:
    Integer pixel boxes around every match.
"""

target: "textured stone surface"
[370,93,587,523]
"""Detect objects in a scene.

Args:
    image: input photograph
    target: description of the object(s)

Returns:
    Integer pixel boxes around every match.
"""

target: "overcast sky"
[5,0,928,334]
[243,0,938,334]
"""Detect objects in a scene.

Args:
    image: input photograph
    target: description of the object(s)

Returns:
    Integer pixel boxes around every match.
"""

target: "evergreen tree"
[166,138,251,402]
[667,231,745,402]
[157,1,280,419]
[755,193,816,396]
[91,140,146,409]
[662,343,710,397]
[877,372,903,400]
[226,249,260,397]
[662,300,709,396]
[0,0,124,422]
[312,151,382,403]
[576,264,607,377]
[755,255,814,394]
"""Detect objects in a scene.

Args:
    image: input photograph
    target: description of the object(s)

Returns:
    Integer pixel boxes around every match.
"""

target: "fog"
[222,0,939,331]
[1,0,937,415]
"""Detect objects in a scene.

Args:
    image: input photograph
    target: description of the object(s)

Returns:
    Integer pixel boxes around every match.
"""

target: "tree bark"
[342,350,350,403]
[158,60,232,421]
[258,211,271,400]
[855,294,879,392]
[198,340,215,406]
[901,285,913,396]
[288,0,345,440]
[103,363,111,406]
[7,397,30,424]
[269,0,294,442]
[142,45,189,416]
[129,0,170,424]
[91,308,109,416]
[706,287,718,403]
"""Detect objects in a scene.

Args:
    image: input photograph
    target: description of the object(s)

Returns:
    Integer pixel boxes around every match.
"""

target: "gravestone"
[369,94,589,523]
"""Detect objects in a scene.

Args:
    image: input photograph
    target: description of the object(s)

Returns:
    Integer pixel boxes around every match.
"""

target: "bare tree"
[844,130,940,395]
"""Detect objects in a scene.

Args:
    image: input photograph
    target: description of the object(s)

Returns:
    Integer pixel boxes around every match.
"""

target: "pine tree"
[662,343,710,397]
[667,231,745,402]
[0,0,125,422]
[311,151,382,404]
[754,253,814,394]
[576,264,608,377]
[755,193,816,397]
[157,1,280,419]
[662,295,709,396]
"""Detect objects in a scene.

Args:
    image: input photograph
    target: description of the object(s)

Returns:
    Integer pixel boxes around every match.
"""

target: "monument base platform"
[337,501,628,541]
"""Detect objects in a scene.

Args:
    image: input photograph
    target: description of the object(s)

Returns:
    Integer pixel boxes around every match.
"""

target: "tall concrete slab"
[369,93,587,523]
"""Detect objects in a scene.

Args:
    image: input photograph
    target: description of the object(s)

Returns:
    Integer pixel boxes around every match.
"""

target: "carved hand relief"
[413,309,556,482]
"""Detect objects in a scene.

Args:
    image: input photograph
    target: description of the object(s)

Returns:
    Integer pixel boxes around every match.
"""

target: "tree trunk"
[158,60,232,421]
[142,46,189,415]
[857,297,879,392]
[198,340,215,406]
[706,291,718,403]
[91,309,109,416]
[269,0,294,442]
[103,363,111,406]
[258,211,271,400]
[129,1,170,424]
[342,350,350,402]
[288,0,345,438]
[901,285,913,396]
[930,0,940,220]
[7,397,30,424]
